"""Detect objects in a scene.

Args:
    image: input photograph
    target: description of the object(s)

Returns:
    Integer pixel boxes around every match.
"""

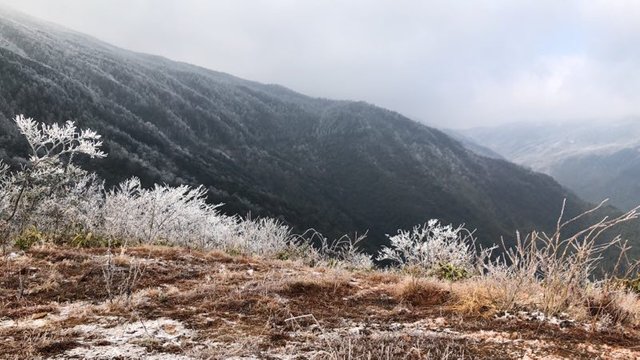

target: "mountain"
[441,129,505,160]
[460,119,640,211]
[0,7,631,254]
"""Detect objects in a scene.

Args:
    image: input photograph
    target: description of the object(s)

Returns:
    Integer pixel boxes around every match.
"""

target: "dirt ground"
[1,245,639,359]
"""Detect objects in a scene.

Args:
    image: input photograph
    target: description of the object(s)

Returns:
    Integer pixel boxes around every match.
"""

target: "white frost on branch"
[14,114,106,165]
[376,219,476,272]
[1,116,107,235]
[103,177,235,247]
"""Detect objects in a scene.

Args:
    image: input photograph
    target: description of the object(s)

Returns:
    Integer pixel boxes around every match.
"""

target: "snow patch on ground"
[58,317,195,359]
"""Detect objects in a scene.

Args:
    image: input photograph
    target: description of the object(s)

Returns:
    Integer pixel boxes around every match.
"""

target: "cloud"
[0,0,639,128]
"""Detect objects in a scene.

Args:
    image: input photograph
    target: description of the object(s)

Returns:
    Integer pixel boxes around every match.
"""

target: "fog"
[1,0,639,128]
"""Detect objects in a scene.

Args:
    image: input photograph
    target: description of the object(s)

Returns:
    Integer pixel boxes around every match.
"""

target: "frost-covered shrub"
[28,170,104,236]
[101,179,295,254]
[0,115,375,267]
[1,115,106,239]
[14,115,106,162]
[0,116,295,253]
[102,177,236,247]
[376,219,476,275]
[0,160,11,219]
[228,217,292,256]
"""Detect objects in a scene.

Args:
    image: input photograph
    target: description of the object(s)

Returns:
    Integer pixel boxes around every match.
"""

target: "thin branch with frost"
[483,199,640,315]
[290,229,373,269]
[2,115,107,233]
[14,115,106,165]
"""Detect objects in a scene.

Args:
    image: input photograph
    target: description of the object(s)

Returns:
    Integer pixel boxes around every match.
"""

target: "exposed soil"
[1,245,639,359]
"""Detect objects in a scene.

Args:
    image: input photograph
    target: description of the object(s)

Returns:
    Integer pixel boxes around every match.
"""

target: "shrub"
[376,219,478,276]
[230,217,292,256]
[436,262,469,281]
[101,177,233,247]
[14,226,45,250]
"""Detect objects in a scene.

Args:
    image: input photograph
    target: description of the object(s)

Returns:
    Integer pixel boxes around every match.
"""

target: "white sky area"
[0,0,638,128]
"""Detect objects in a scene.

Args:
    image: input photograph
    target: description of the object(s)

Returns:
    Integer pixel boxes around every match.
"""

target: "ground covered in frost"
[1,246,639,359]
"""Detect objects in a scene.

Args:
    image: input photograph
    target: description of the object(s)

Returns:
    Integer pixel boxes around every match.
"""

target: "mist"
[1,0,639,128]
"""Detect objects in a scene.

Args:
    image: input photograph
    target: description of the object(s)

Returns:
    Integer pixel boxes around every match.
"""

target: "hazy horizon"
[2,0,640,129]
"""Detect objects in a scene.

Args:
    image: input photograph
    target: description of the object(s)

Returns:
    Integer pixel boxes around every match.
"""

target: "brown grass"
[1,245,640,359]
[388,277,451,307]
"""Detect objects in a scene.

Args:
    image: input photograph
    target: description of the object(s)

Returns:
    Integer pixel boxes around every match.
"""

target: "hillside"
[460,119,640,211]
[2,245,639,359]
[0,7,620,252]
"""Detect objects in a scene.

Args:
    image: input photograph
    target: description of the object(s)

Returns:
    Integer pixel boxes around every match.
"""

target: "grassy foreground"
[1,244,639,359]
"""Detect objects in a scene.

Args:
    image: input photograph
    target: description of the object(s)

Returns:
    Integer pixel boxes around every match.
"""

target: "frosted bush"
[229,217,292,256]
[479,200,640,317]
[201,212,241,249]
[1,115,373,267]
[1,115,107,238]
[377,219,475,274]
[28,171,104,236]
[102,177,234,247]
[101,179,294,254]
[0,160,11,216]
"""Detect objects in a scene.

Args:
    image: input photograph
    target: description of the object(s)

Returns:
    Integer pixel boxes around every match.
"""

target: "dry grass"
[387,277,450,308]
[448,280,499,316]
[312,335,473,360]
[1,244,640,359]
[437,200,640,325]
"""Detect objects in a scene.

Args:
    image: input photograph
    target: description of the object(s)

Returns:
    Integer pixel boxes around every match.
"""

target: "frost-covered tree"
[1,115,106,237]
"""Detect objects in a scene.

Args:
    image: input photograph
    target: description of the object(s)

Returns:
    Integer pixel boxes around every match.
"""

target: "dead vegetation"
[1,244,640,359]
[3,116,640,359]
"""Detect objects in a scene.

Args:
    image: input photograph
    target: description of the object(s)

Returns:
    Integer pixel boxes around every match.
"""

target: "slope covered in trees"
[0,7,632,252]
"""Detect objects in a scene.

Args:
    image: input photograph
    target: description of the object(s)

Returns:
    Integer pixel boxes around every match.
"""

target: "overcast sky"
[0,0,639,128]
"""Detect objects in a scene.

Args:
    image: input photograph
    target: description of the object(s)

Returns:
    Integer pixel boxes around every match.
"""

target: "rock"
[31,312,48,320]
[162,324,177,335]
[559,319,574,328]
[309,324,322,334]
[393,306,411,315]
[433,317,446,327]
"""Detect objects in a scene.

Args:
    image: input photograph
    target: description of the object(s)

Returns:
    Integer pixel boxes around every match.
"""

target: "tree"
[1,115,106,237]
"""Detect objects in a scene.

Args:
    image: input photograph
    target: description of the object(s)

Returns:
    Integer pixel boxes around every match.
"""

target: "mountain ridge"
[460,119,640,211]
[0,7,629,254]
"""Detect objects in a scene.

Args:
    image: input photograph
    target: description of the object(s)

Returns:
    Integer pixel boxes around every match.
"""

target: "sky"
[0,0,639,128]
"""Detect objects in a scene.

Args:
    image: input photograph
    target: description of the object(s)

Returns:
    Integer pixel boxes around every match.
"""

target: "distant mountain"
[0,7,632,254]
[441,129,505,160]
[461,119,640,211]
